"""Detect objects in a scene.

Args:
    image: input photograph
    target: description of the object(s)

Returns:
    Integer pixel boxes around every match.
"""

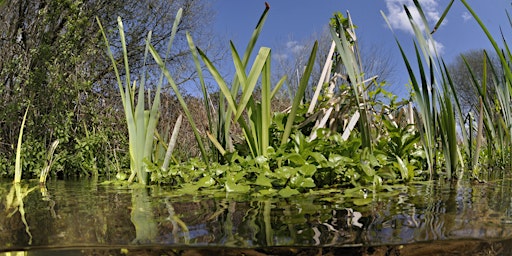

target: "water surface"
[1,178,512,255]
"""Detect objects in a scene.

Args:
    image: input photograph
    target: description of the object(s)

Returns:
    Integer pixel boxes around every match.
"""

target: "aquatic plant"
[182,3,317,162]
[13,106,29,184]
[458,0,512,170]
[97,9,186,184]
[39,140,59,184]
[381,0,465,179]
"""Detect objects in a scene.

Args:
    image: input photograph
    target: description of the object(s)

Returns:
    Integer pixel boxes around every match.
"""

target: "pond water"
[1,178,512,255]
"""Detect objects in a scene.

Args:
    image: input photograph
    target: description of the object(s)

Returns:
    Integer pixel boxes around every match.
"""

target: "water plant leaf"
[284,153,306,166]
[197,175,215,188]
[353,197,373,206]
[395,156,409,181]
[275,166,297,180]
[278,186,300,197]
[255,174,273,187]
[225,180,251,193]
[298,164,317,177]
[178,184,201,195]
[290,176,316,188]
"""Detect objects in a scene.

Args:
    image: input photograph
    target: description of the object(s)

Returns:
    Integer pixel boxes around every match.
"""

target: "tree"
[0,0,219,177]
[273,26,396,103]
[447,49,501,116]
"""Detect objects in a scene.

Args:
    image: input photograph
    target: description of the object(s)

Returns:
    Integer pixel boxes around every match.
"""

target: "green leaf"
[298,164,317,177]
[179,184,201,195]
[255,174,273,187]
[278,186,300,197]
[274,166,297,180]
[353,198,373,206]
[197,175,215,188]
[394,156,409,181]
[284,153,306,165]
[225,180,251,193]
[290,176,316,188]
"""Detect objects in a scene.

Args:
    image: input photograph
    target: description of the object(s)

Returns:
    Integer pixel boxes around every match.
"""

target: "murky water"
[1,178,512,255]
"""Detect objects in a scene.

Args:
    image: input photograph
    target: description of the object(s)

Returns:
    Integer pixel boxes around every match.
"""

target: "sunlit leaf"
[353,198,373,206]
[255,174,273,187]
[284,153,306,165]
[290,176,316,188]
[275,166,297,180]
[298,164,317,177]
[278,186,300,197]
[197,175,215,188]
[225,180,251,193]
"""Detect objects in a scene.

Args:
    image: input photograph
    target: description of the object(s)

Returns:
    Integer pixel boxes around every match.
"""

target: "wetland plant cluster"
[6,0,512,198]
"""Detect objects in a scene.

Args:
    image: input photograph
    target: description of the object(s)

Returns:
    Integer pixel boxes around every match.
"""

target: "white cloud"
[272,53,288,62]
[384,0,445,56]
[384,0,443,34]
[427,38,444,55]
[462,11,472,22]
[285,40,306,54]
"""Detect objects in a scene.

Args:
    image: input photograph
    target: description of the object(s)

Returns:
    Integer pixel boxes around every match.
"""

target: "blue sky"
[212,0,512,97]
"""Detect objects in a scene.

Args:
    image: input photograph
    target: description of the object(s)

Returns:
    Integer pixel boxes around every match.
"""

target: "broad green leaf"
[353,198,373,206]
[275,166,297,180]
[394,156,409,181]
[290,176,316,188]
[225,180,251,193]
[278,186,300,197]
[197,176,215,188]
[179,184,201,195]
[284,153,306,166]
[255,174,273,187]
[298,164,317,177]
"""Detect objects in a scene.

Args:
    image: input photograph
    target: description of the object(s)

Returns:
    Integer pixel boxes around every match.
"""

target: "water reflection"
[1,179,512,253]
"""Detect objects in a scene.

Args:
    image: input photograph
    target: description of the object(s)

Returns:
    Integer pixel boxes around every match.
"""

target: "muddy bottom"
[11,239,511,256]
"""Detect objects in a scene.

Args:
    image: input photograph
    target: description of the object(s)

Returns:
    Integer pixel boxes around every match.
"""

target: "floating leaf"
[225,180,251,193]
[278,186,300,197]
[255,174,273,187]
[178,184,201,195]
[197,175,215,188]
[353,197,373,206]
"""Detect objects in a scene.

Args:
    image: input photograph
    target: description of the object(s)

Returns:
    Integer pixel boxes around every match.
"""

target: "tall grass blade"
[186,32,213,145]
[330,13,373,150]
[14,106,29,184]
[39,140,59,184]
[431,0,455,34]
[281,41,318,146]
[460,0,512,82]
[149,45,209,166]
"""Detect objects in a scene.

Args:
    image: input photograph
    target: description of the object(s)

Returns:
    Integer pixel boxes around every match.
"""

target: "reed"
[183,3,317,160]
[329,12,373,150]
[381,0,466,179]
[39,140,59,184]
[13,106,29,184]
[97,9,184,184]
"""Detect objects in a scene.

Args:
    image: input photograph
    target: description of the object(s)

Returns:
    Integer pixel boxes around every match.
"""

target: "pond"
[1,178,512,255]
